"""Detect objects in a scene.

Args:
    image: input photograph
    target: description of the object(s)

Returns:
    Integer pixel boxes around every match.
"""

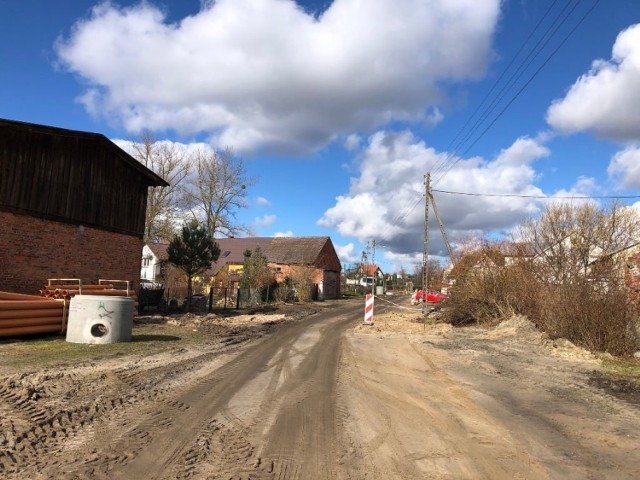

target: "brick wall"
[271,264,324,284]
[625,251,640,310]
[0,211,142,294]
[316,239,342,273]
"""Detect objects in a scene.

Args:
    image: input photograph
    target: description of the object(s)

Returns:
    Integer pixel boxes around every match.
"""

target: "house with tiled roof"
[209,237,274,292]
[211,236,341,300]
[354,264,384,282]
[141,241,169,286]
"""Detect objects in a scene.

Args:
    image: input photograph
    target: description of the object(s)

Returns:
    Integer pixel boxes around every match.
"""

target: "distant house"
[500,242,535,265]
[587,241,640,309]
[0,119,168,294]
[210,236,341,300]
[352,264,384,285]
[209,237,274,292]
[444,241,534,289]
[616,242,640,309]
[141,241,169,286]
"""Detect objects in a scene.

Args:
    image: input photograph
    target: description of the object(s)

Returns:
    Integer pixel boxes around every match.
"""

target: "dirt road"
[1,298,639,479]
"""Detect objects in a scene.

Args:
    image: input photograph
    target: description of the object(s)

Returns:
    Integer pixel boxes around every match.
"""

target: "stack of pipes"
[40,283,115,300]
[40,279,139,315]
[0,291,67,337]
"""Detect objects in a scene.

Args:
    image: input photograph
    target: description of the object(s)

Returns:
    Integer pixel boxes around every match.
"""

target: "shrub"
[442,245,531,325]
[289,266,316,302]
[442,232,639,356]
[532,279,638,356]
[274,277,297,303]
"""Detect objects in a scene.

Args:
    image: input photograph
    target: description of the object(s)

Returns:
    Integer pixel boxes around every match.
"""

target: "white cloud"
[382,251,422,274]
[334,242,360,264]
[318,131,550,257]
[608,146,640,189]
[344,134,361,151]
[274,230,294,237]
[113,138,213,158]
[254,214,277,228]
[424,107,444,128]
[551,176,598,198]
[256,196,272,207]
[541,176,600,210]
[546,23,640,142]
[56,0,501,153]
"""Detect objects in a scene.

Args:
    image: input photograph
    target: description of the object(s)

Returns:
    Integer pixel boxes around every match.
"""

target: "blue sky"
[3,0,640,273]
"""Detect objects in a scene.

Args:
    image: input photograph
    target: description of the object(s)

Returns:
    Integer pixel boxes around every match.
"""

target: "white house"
[141,241,169,286]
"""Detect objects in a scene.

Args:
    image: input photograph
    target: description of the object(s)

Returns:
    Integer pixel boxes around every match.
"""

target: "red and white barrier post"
[363,293,374,325]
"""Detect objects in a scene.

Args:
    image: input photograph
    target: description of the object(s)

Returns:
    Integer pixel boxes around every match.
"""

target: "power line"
[432,188,640,200]
[432,0,601,186]
[433,0,586,179]
[431,0,563,178]
[452,0,600,159]
[390,189,425,226]
[447,0,582,159]
[363,1,601,242]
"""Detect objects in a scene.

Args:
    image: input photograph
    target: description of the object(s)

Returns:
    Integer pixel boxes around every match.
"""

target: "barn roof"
[0,118,168,187]
[147,241,170,261]
[210,237,274,275]
[209,236,336,275]
[265,237,330,265]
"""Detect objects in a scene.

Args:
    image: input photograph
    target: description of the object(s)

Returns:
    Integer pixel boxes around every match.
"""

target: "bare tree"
[241,248,274,307]
[131,133,190,241]
[289,266,317,302]
[519,201,640,284]
[413,258,444,290]
[342,263,359,290]
[442,203,640,354]
[183,148,255,238]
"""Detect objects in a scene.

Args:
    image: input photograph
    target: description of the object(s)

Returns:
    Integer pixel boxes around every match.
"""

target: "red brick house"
[0,119,168,294]
[623,245,640,310]
[592,241,640,310]
[210,236,341,299]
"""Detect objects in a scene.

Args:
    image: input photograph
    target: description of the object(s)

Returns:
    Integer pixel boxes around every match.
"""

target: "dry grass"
[442,240,639,356]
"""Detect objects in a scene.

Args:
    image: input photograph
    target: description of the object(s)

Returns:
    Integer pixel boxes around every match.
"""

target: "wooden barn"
[0,118,168,294]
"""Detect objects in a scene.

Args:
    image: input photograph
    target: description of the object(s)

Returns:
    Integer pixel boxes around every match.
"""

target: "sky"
[2,0,640,274]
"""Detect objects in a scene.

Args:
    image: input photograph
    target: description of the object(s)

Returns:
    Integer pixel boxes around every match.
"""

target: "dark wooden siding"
[0,122,155,236]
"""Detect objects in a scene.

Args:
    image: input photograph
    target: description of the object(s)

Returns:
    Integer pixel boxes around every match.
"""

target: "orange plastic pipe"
[0,300,63,310]
[0,292,52,301]
[0,317,62,328]
[0,308,63,319]
[0,324,62,337]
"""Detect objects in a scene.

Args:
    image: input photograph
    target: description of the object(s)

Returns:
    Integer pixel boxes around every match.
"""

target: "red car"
[412,289,447,304]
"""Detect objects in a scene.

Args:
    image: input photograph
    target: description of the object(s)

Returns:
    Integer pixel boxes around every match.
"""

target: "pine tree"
[167,220,220,312]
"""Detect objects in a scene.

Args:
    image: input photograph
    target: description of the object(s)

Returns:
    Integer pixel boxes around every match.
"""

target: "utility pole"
[429,190,456,267]
[361,247,368,288]
[422,173,430,318]
[371,239,376,297]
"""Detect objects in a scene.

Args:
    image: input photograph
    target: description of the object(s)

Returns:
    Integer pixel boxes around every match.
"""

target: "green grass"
[601,356,640,382]
[0,323,205,371]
